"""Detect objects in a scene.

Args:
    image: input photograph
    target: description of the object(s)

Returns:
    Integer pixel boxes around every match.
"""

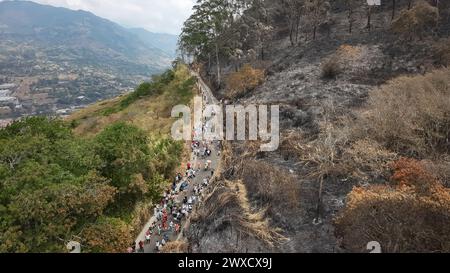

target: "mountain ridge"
[0,0,179,120]
[0,0,174,68]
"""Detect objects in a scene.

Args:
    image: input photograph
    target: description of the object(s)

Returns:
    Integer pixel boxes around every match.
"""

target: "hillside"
[0,1,174,121]
[128,28,179,57]
[179,0,450,253]
[0,63,198,253]
[67,64,195,137]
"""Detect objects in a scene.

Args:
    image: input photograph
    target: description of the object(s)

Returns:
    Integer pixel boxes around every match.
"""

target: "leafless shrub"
[297,102,349,179]
[391,0,439,39]
[433,38,450,66]
[240,160,300,211]
[422,157,450,187]
[290,102,350,220]
[339,139,398,183]
[353,68,450,157]
[279,129,306,160]
[321,57,341,79]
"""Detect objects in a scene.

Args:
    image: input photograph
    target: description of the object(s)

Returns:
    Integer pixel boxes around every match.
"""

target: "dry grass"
[161,240,189,253]
[240,160,300,211]
[66,64,197,138]
[422,157,450,187]
[280,123,396,185]
[335,44,363,60]
[335,159,450,253]
[219,137,300,212]
[297,115,349,179]
[192,179,286,248]
[340,139,398,183]
[228,180,286,246]
[353,67,450,157]
[279,129,306,159]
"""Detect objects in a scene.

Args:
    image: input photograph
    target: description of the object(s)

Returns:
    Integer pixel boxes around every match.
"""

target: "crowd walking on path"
[131,72,221,253]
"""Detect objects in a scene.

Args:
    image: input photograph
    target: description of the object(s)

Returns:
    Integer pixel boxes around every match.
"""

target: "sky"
[13,0,196,35]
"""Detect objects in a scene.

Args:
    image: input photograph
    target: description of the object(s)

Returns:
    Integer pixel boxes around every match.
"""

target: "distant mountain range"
[128,28,179,58]
[0,1,179,120]
[0,1,178,70]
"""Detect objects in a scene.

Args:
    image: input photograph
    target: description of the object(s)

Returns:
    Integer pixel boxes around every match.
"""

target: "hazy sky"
[14,0,196,35]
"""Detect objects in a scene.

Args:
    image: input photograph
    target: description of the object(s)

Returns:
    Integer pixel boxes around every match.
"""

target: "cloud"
[14,0,195,35]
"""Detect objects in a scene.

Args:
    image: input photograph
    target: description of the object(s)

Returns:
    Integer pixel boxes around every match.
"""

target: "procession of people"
[131,75,221,253]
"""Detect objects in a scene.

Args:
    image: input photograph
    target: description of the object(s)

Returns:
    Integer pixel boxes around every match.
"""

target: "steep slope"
[182,0,450,253]
[0,64,198,253]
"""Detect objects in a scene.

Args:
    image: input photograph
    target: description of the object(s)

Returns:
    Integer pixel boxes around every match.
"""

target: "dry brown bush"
[321,56,341,79]
[391,1,439,39]
[340,139,398,183]
[321,44,367,79]
[335,44,362,60]
[226,64,265,99]
[390,157,441,195]
[296,110,350,179]
[422,157,450,187]
[240,160,300,210]
[161,241,189,253]
[354,68,450,157]
[335,158,450,253]
[279,130,306,160]
[433,38,450,66]
[288,107,350,220]
[283,123,396,185]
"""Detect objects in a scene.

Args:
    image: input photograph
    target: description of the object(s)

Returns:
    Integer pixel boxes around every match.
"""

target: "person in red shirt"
[138,241,144,253]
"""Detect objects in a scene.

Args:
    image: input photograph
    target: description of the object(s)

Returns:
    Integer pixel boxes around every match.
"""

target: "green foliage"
[94,122,152,194]
[100,69,176,116]
[150,138,184,179]
[179,0,238,59]
[0,116,184,252]
[0,116,71,141]
[173,76,197,105]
